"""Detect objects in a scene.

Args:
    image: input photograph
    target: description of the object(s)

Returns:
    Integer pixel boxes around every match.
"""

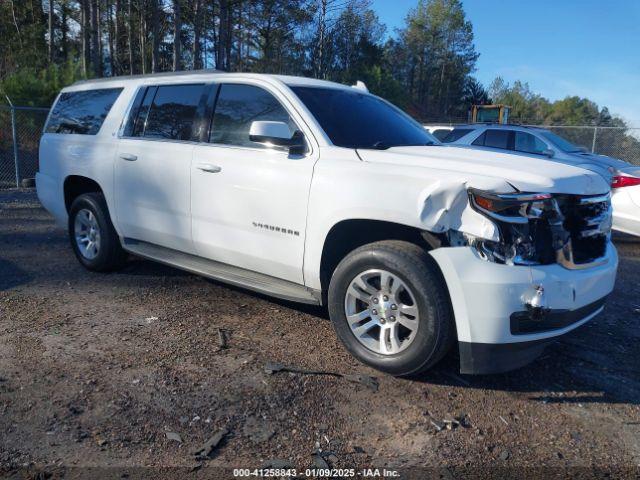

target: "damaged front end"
[426,187,616,374]
[443,188,613,323]
[462,188,612,270]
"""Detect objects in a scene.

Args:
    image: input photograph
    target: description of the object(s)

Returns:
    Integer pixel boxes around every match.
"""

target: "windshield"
[538,130,582,153]
[290,86,439,149]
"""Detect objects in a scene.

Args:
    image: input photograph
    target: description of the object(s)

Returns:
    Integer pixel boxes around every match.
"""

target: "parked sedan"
[443,124,640,236]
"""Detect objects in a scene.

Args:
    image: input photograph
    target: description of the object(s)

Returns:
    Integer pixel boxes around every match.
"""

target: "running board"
[121,238,321,305]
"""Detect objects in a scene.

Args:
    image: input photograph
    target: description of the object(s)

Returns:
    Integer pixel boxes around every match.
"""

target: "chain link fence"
[544,125,640,165]
[0,105,49,189]
[423,117,640,166]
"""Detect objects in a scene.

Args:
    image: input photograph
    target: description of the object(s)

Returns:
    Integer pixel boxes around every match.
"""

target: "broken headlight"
[467,188,564,266]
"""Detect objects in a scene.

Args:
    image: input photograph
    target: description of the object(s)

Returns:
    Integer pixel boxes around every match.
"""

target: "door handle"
[119,153,138,161]
[196,163,222,173]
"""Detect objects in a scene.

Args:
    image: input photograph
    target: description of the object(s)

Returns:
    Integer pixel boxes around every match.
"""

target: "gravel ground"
[1,189,639,478]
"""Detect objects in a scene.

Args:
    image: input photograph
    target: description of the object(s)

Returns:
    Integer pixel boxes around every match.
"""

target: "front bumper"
[429,244,618,374]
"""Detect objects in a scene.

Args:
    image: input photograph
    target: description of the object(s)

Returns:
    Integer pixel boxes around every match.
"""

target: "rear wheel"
[68,193,127,272]
[328,240,455,376]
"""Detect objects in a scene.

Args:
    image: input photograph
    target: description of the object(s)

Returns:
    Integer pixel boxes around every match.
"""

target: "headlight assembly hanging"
[466,189,567,266]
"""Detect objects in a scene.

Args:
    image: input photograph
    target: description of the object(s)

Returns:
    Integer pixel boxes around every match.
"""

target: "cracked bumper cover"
[429,244,618,374]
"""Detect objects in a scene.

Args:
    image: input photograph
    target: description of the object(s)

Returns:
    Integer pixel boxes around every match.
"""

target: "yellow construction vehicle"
[470,104,511,124]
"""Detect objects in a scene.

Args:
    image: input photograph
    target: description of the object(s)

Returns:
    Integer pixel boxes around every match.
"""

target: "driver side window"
[210,84,297,149]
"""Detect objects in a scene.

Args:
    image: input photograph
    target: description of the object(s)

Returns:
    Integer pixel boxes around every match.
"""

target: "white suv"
[37,71,618,376]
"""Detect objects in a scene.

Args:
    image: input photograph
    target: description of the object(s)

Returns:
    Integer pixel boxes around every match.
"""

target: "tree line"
[1,0,482,119]
[0,0,635,131]
[488,78,628,127]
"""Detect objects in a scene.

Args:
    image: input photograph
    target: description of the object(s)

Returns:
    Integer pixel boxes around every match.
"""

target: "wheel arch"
[318,218,445,295]
[63,175,104,213]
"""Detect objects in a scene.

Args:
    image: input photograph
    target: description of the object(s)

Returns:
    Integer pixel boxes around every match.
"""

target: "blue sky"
[371,0,640,126]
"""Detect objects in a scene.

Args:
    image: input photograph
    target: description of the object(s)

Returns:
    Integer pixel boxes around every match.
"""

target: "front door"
[191,82,317,283]
[114,83,208,253]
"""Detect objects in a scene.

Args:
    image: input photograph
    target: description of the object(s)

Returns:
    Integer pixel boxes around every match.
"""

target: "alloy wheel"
[74,208,101,260]
[344,269,420,355]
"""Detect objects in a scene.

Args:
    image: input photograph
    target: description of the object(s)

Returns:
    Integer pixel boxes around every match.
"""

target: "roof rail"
[471,122,540,129]
[72,68,226,85]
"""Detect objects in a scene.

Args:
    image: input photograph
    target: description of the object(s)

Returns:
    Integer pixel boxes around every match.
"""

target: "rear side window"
[442,128,473,143]
[143,84,206,140]
[473,129,510,149]
[121,86,155,137]
[210,84,295,149]
[46,88,122,135]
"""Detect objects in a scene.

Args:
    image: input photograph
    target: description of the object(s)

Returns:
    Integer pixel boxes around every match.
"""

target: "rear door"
[190,82,318,283]
[114,83,208,253]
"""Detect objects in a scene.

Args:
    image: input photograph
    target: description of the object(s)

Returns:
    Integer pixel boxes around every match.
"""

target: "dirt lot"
[1,189,639,478]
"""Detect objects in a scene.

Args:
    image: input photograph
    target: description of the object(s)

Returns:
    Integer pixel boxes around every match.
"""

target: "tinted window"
[128,86,157,137]
[143,84,205,140]
[291,86,438,149]
[471,132,485,146]
[46,88,122,135]
[431,129,452,141]
[442,128,473,143]
[482,129,510,149]
[514,132,548,155]
[210,84,295,149]
[121,87,148,137]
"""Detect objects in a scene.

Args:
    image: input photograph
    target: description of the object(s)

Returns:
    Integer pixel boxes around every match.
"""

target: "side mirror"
[542,148,555,158]
[249,121,306,155]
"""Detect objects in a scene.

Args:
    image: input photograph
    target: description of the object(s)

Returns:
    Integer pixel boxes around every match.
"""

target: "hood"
[356,145,610,195]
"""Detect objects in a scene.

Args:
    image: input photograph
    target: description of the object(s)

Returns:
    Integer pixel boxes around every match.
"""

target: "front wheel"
[328,240,455,376]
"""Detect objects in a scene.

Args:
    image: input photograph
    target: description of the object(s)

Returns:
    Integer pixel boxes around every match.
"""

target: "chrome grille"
[556,193,611,269]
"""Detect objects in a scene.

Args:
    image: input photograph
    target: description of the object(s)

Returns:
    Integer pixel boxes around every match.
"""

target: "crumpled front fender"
[417,180,501,241]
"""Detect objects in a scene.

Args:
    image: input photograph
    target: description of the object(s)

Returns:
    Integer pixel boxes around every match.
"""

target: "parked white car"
[442,123,640,236]
[37,71,617,375]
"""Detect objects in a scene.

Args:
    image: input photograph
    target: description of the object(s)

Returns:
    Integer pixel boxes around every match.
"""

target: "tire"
[68,192,127,272]
[328,240,455,376]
